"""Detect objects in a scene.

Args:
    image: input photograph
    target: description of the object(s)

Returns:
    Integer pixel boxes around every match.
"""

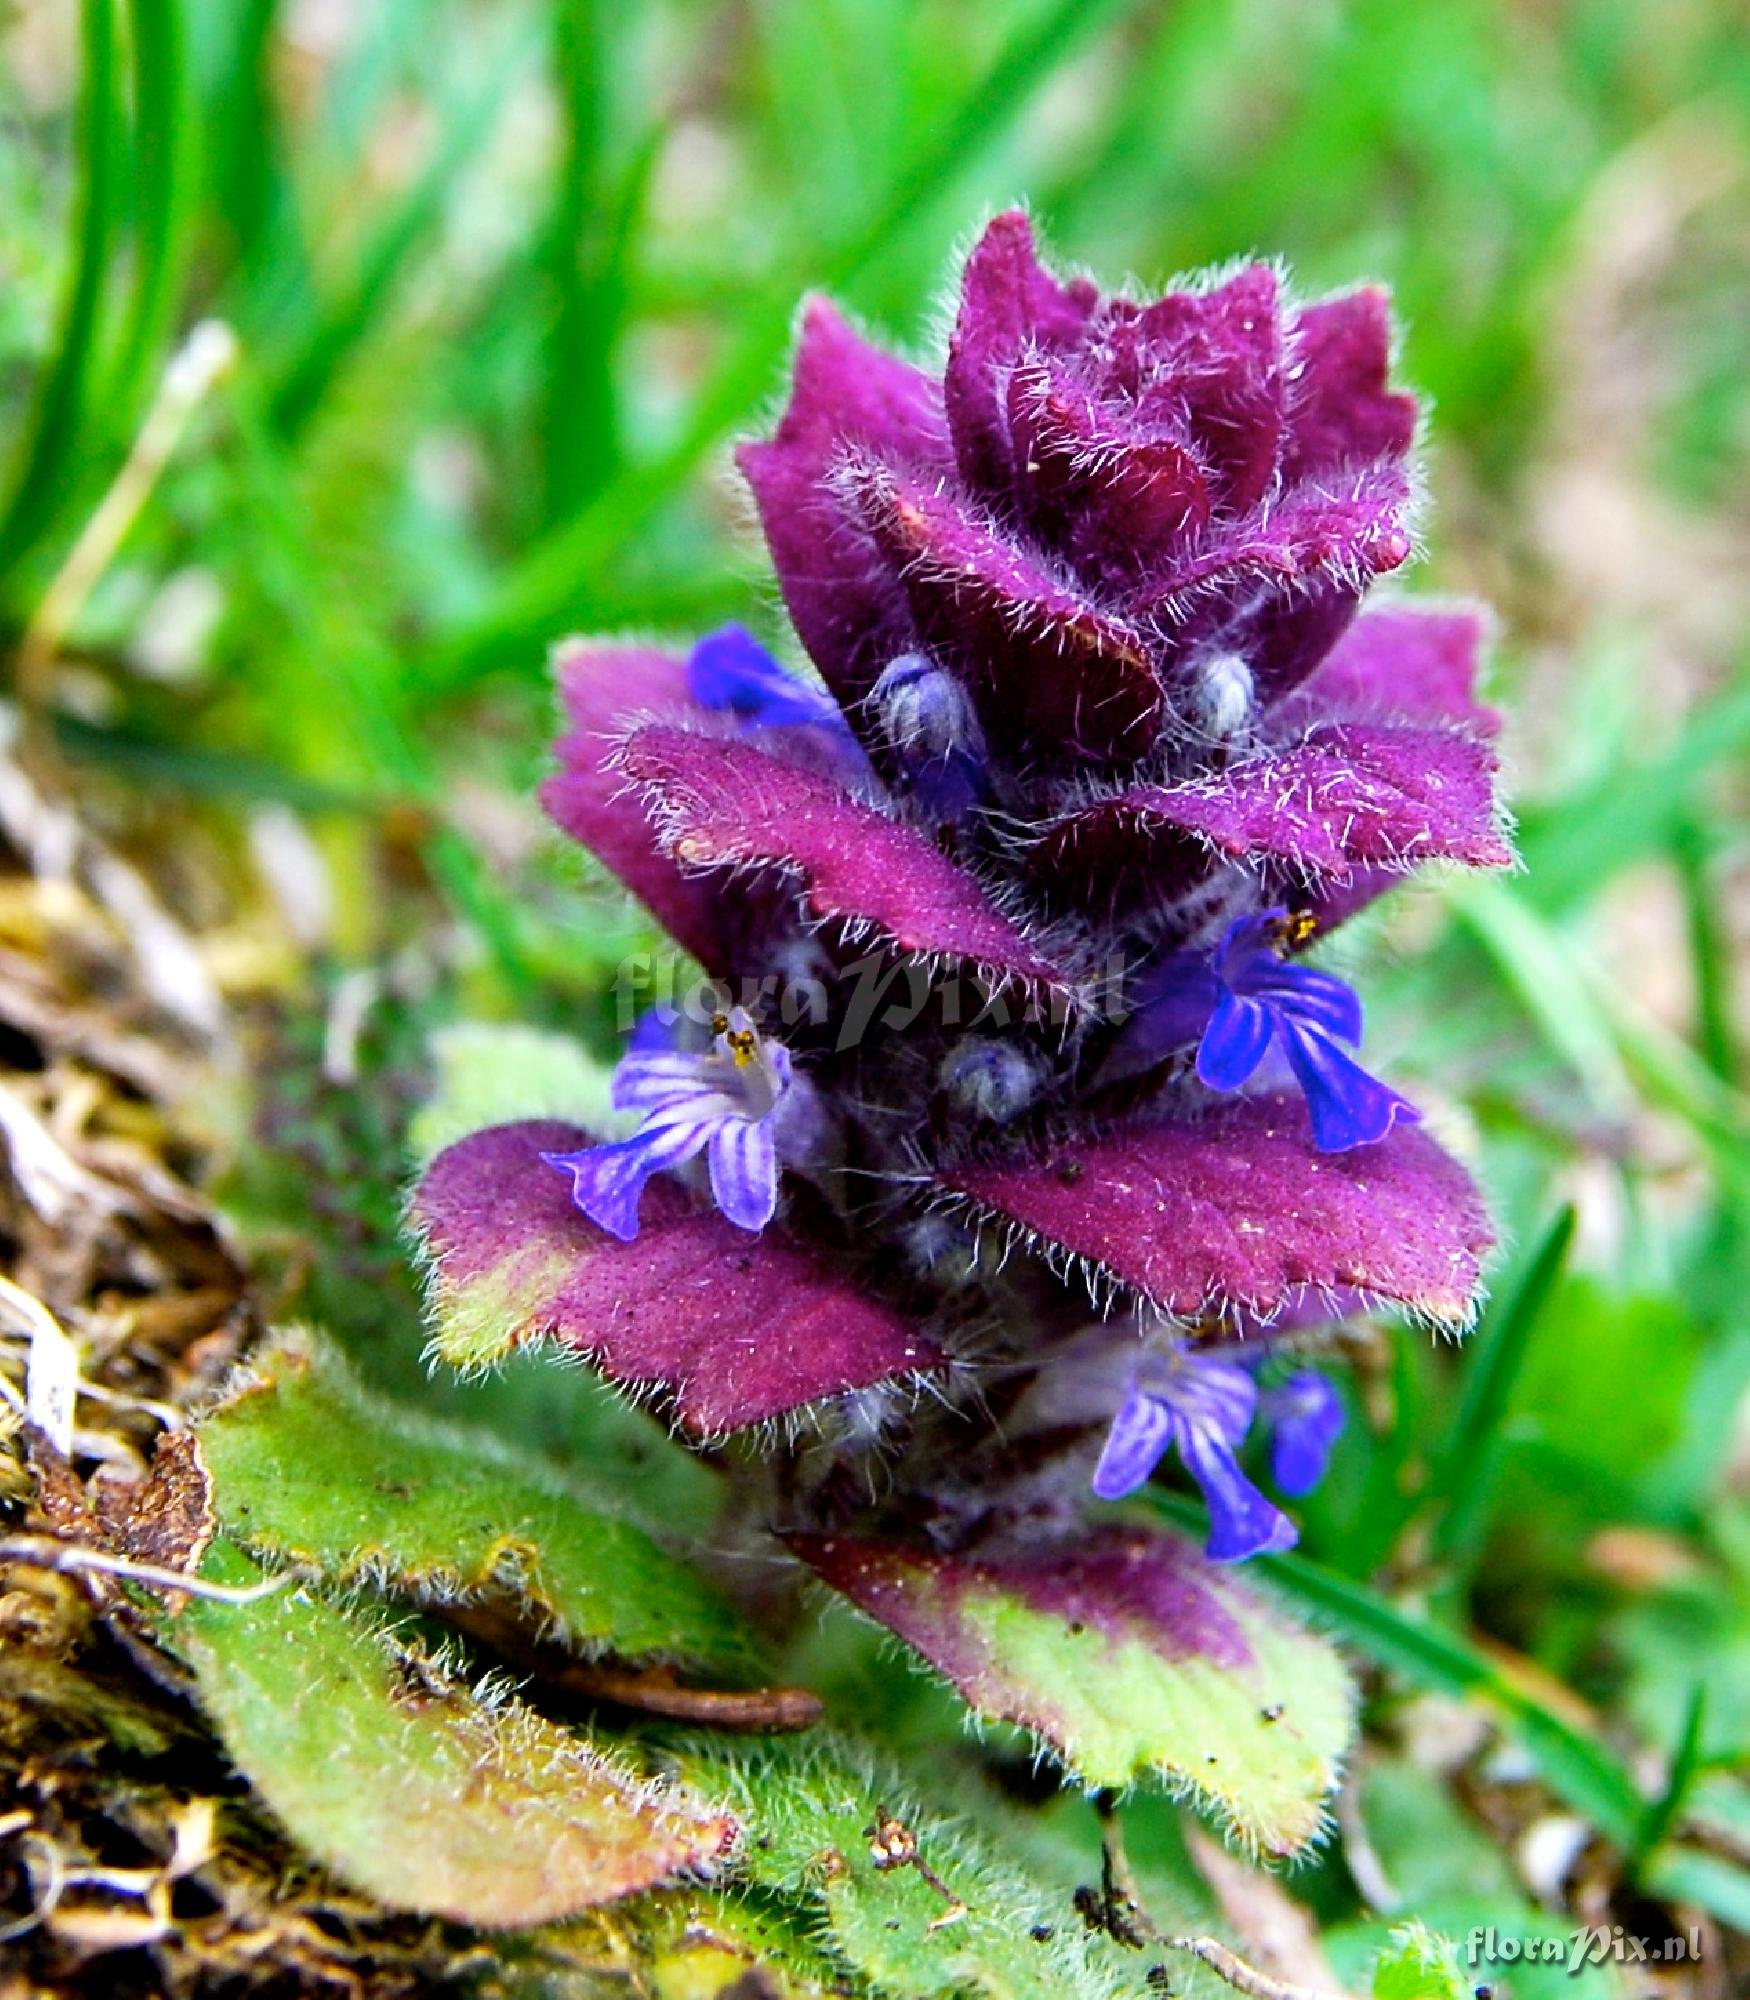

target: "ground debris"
[0,752,487,1996]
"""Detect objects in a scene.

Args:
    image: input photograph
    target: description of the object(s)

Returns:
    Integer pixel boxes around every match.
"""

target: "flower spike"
[422,206,1502,1700]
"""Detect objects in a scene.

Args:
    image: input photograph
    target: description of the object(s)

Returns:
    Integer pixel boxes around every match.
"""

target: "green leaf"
[197,1327,757,1677]
[170,1542,736,1926]
[407,1021,619,1168]
[635,1890,850,1999]
[1370,1922,1467,2000]
[796,1523,1355,1858]
[694,1733,1138,2000]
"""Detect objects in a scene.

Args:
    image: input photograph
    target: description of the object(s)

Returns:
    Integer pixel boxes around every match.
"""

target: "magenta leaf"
[855,468,1164,760]
[1136,461,1413,625]
[1128,264,1287,513]
[943,208,1100,501]
[791,1520,1354,1854]
[1006,355,1213,582]
[1037,721,1511,896]
[1282,601,1501,737]
[1284,288,1419,483]
[945,1096,1491,1324]
[411,1120,942,1434]
[737,298,946,709]
[615,722,1075,986]
[542,642,731,974]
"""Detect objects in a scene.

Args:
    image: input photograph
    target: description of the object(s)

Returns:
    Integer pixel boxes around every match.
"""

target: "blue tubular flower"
[689,624,851,732]
[543,1008,800,1240]
[1092,1342,1297,1562]
[1119,910,1420,1153]
[1260,1369,1346,1496]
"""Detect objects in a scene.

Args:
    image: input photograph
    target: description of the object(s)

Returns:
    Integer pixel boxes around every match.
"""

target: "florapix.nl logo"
[1465,1923,1706,1980]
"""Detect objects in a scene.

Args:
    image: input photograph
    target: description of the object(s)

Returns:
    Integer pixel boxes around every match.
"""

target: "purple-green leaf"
[793,1521,1354,1856]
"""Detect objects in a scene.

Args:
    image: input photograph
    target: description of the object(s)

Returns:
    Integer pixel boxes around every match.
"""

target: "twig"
[1166,1937,1344,2000]
[1085,1797,1348,2000]
[549,1661,824,1731]
[0,1534,297,1606]
[441,1598,823,1731]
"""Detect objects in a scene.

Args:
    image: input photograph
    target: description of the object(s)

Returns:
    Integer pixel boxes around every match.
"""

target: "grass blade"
[110,0,200,418]
[1635,1684,1707,1862]
[1449,877,1631,1106]
[1673,815,1740,1086]
[265,18,539,437]
[0,0,123,584]
[1426,1203,1576,1589]
[1517,672,1750,912]
[202,0,301,300]
[541,0,624,522]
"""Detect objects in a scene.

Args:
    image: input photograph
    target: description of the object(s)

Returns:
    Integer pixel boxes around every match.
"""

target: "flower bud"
[870,653,981,762]
[937,1037,1040,1123]
[1185,650,1255,744]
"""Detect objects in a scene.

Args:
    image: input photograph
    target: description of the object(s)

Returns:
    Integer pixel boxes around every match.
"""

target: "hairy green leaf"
[172,1543,737,1925]
[1369,1922,1467,2000]
[693,1734,1140,2000]
[198,1327,757,1676]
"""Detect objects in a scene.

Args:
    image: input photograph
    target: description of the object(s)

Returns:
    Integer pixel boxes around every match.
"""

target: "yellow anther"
[1270,910,1318,954]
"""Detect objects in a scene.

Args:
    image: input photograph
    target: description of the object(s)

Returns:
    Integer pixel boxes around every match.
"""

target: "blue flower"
[689,624,851,733]
[543,1008,802,1240]
[1092,1341,1297,1562]
[1259,1368,1346,1496]
[1117,909,1420,1153]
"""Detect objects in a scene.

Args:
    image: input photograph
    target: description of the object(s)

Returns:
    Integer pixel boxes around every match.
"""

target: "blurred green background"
[2,0,1749,1952]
